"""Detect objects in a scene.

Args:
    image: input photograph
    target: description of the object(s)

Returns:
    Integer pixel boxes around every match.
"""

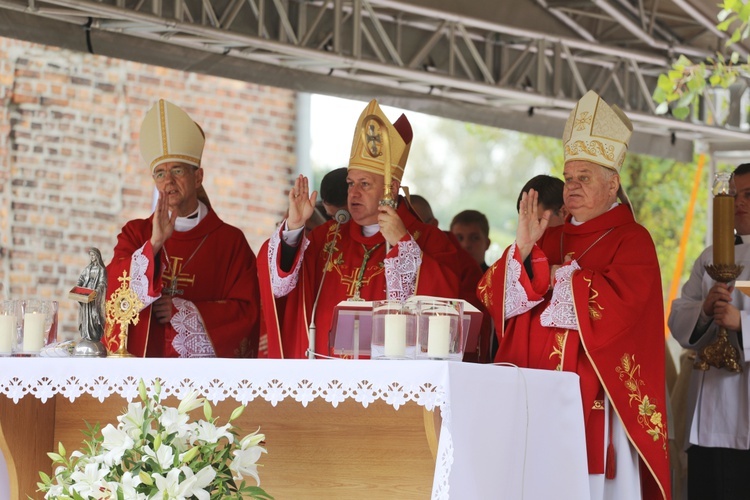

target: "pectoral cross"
[162,256,195,297]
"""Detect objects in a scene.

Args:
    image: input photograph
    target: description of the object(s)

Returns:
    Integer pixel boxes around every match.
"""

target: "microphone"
[308,210,348,359]
[334,209,351,224]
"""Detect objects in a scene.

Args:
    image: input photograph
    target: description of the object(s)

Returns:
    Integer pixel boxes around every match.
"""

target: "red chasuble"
[478,204,670,500]
[258,199,460,359]
[104,209,260,358]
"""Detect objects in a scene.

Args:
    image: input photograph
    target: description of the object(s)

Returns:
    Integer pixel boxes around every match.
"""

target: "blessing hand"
[516,189,550,261]
[286,175,318,231]
[151,190,177,253]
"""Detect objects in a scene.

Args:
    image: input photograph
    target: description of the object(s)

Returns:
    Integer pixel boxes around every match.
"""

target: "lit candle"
[384,314,406,357]
[427,315,451,358]
[0,315,14,353]
[713,193,735,266]
[23,312,45,352]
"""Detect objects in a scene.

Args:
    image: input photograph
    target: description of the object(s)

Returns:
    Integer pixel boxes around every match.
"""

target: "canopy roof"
[1,0,748,161]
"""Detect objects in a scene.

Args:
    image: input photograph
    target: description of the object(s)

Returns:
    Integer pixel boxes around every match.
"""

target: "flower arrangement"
[38,380,272,500]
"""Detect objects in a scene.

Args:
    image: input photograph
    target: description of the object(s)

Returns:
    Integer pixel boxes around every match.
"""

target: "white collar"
[172,201,207,232]
[362,223,380,237]
[570,202,619,226]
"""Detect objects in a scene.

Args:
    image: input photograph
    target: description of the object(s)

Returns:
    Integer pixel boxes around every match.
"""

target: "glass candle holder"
[13,299,58,356]
[371,300,417,360]
[0,300,18,356]
[417,299,464,361]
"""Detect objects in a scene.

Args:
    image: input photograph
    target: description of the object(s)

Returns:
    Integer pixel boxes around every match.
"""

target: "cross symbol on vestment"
[339,268,376,298]
[162,256,196,296]
[365,121,382,157]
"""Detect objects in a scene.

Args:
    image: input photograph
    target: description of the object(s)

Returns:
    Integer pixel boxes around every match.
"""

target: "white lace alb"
[504,242,543,319]
[540,260,581,330]
[130,243,160,311]
[268,224,310,298]
[171,297,216,358]
[385,236,422,303]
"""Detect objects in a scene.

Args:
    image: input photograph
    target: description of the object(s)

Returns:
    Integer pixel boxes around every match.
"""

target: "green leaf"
[673,106,691,120]
[657,73,674,92]
[731,28,743,43]
[718,19,734,31]
[732,51,741,64]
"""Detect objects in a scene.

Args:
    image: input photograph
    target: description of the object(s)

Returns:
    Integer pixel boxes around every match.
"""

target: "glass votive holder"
[417,299,464,361]
[13,299,58,357]
[371,300,417,360]
[0,300,18,356]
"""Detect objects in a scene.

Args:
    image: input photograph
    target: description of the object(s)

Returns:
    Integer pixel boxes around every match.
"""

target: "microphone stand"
[308,209,350,359]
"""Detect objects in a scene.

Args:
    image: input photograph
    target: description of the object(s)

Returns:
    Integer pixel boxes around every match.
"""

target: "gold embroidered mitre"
[348,99,413,182]
[140,99,205,172]
[562,90,633,172]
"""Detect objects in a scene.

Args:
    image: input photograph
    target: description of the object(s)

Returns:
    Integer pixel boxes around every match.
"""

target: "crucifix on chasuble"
[162,255,196,296]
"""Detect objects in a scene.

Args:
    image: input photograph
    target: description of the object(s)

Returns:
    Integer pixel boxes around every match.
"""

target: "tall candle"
[0,315,14,353]
[427,315,451,358]
[384,314,406,357]
[713,194,735,265]
[23,312,45,352]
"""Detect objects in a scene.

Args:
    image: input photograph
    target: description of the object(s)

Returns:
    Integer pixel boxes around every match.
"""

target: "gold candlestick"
[696,172,743,373]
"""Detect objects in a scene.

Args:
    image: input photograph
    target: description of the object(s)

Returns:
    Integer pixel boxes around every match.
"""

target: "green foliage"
[653,1,749,121]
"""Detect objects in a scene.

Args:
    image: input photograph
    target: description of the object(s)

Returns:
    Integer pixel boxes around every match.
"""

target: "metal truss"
[1,0,749,149]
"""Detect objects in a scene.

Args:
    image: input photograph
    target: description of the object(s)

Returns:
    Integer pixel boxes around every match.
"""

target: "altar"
[0,359,589,499]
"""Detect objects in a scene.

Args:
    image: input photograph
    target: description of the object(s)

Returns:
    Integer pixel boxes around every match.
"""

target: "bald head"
[410,194,438,226]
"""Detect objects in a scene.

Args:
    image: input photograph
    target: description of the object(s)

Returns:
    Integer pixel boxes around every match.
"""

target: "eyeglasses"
[152,166,196,182]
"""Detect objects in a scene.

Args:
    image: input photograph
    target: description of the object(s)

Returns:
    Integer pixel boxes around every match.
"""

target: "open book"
[69,286,96,303]
[329,295,482,360]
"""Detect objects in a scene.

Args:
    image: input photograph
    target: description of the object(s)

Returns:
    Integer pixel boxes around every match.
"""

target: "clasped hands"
[703,282,741,331]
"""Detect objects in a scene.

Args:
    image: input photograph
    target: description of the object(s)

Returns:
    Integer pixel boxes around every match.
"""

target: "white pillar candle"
[23,312,45,352]
[0,315,14,353]
[427,315,451,358]
[384,314,406,357]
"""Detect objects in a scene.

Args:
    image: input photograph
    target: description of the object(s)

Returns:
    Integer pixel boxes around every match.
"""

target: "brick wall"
[0,37,297,339]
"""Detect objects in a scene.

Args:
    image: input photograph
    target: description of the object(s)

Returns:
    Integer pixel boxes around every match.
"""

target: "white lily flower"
[118,402,147,440]
[143,443,176,470]
[100,423,135,467]
[116,471,147,500]
[230,443,267,484]
[69,462,112,499]
[153,468,191,500]
[177,390,204,414]
[190,421,234,445]
[179,465,216,500]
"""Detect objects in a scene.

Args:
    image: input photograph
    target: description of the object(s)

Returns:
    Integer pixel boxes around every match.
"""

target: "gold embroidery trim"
[615,353,668,451]
[564,140,615,162]
[592,400,604,410]
[583,276,604,320]
[550,331,567,371]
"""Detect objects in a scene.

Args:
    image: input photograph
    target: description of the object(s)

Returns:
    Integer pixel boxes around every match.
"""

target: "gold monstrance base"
[695,263,744,373]
[105,271,145,358]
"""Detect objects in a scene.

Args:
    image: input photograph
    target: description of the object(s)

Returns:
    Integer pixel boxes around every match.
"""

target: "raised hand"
[516,189,551,261]
[151,190,177,253]
[286,174,318,231]
[377,204,407,246]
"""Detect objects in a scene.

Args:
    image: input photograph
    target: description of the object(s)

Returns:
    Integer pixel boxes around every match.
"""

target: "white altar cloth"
[0,358,589,499]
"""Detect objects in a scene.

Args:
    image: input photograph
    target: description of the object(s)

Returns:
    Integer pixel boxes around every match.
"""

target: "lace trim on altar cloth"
[504,243,543,319]
[385,236,421,303]
[131,243,159,310]
[268,226,310,298]
[540,260,580,330]
[0,364,452,499]
[171,298,216,358]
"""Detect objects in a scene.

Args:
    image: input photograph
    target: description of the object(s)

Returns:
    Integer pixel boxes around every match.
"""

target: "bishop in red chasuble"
[104,100,260,358]
[258,99,459,359]
[479,91,670,500]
